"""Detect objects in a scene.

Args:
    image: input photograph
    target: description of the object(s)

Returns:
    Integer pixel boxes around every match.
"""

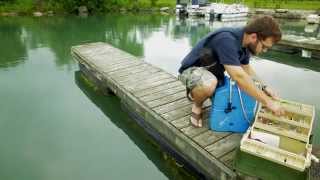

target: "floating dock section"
[71,42,242,179]
[277,35,320,58]
[280,35,320,52]
[71,42,319,179]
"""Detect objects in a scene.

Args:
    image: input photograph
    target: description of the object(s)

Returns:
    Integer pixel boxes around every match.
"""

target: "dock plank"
[108,63,156,77]
[119,72,171,85]
[205,134,242,158]
[146,91,186,108]
[153,98,192,115]
[114,69,164,83]
[181,126,209,138]
[130,78,177,92]
[93,54,135,65]
[193,131,230,148]
[161,104,192,121]
[140,86,185,102]
[170,116,190,129]
[135,81,183,98]
[101,60,144,73]
[170,108,211,129]
[105,62,147,74]
[160,100,211,121]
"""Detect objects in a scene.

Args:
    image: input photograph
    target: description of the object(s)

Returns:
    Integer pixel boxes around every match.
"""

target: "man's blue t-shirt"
[179,27,251,81]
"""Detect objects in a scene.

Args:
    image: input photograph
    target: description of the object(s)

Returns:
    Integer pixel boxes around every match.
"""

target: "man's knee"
[179,67,218,101]
[192,79,217,99]
[191,85,208,102]
[202,76,218,97]
[208,79,218,96]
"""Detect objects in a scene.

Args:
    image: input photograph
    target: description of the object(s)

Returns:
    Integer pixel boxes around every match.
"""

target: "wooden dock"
[71,42,319,180]
[279,35,320,53]
[71,42,242,179]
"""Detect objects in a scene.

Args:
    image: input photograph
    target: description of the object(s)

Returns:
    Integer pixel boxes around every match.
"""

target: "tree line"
[0,0,172,13]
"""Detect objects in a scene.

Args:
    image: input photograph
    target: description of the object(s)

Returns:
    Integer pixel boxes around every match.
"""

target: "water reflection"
[0,17,27,68]
[3,15,319,72]
[172,17,247,46]
[0,15,173,69]
[261,50,320,72]
[104,14,171,56]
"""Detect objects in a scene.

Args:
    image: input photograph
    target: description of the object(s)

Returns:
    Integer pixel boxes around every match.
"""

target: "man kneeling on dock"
[178,15,285,128]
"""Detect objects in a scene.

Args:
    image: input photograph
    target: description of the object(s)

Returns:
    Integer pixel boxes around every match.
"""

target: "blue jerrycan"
[209,76,257,133]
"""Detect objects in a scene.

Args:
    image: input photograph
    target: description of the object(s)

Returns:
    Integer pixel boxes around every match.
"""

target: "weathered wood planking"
[71,42,241,179]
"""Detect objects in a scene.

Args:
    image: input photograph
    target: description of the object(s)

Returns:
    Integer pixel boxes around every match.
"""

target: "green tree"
[150,0,158,6]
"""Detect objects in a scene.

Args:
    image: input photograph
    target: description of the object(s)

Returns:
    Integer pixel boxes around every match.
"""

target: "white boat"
[186,16,246,29]
[186,5,203,16]
[176,0,249,21]
[176,4,185,15]
[204,2,249,21]
[176,0,208,16]
[306,14,320,24]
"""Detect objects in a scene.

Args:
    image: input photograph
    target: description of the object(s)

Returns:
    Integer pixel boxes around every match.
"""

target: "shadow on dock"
[74,71,198,180]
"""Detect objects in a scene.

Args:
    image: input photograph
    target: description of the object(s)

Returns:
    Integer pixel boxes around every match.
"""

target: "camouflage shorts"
[178,67,217,91]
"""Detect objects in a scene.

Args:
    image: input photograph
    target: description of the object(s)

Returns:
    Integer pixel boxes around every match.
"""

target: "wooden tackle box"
[240,99,316,171]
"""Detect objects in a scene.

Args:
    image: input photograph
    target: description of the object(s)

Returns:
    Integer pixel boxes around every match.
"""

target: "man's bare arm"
[225,65,284,115]
[241,64,280,99]
[241,64,264,84]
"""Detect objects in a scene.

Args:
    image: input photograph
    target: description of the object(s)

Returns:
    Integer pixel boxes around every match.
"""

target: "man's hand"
[263,86,280,100]
[265,100,285,116]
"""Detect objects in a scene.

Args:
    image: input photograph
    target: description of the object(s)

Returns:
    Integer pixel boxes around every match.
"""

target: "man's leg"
[190,80,217,127]
[178,67,218,127]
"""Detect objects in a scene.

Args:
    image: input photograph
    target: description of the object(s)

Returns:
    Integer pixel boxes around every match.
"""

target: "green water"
[0,14,319,179]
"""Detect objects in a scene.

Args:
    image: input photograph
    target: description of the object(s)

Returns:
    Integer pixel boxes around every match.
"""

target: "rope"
[237,85,251,124]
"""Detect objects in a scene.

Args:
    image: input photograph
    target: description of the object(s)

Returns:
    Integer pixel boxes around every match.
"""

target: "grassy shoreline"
[224,0,320,10]
[0,0,175,14]
[0,0,319,15]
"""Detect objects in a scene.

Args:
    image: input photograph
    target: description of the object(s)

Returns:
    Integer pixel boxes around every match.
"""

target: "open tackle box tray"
[240,99,316,172]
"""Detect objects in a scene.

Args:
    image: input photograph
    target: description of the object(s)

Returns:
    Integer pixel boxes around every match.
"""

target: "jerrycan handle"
[224,78,236,113]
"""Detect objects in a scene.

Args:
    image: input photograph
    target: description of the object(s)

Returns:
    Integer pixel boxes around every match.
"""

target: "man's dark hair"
[244,15,282,43]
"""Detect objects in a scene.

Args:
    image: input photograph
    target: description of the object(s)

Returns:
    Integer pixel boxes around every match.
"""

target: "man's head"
[243,15,282,55]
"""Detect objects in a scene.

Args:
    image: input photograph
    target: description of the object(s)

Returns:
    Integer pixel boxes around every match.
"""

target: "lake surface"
[0,14,319,179]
